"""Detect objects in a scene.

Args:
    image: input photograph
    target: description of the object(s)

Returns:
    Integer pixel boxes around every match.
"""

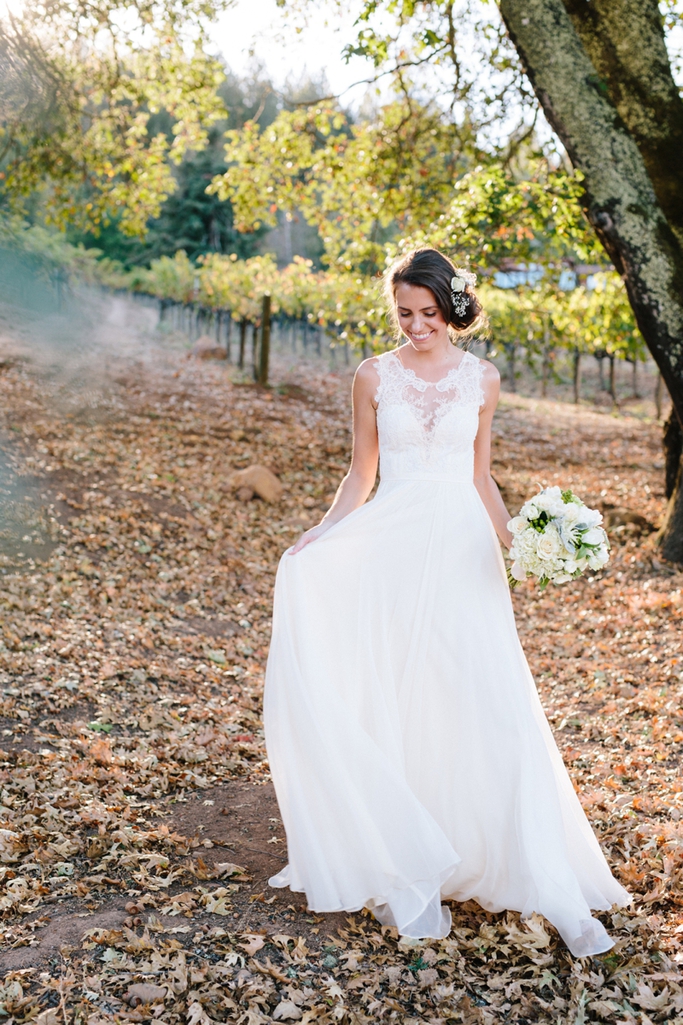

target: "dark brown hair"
[384,247,484,338]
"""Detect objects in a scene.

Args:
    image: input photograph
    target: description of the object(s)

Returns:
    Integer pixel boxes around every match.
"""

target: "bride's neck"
[400,339,458,365]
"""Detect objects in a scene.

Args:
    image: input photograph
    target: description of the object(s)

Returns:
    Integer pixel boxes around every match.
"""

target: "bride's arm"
[473,362,514,550]
[289,360,379,554]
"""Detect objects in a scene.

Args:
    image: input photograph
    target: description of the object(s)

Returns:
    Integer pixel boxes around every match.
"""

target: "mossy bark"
[497,0,683,559]
[562,0,683,244]
[659,412,683,561]
[663,412,682,501]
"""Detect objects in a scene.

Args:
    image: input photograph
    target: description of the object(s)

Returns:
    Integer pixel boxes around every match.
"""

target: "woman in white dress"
[263,248,629,957]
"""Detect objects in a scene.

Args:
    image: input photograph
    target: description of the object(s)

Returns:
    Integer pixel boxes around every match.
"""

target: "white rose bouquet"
[507,486,610,589]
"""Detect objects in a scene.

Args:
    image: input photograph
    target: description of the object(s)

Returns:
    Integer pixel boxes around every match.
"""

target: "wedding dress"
[263,349,629,957]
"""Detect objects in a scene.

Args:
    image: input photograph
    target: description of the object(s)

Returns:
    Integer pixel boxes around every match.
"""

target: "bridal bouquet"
[508,486,610,588]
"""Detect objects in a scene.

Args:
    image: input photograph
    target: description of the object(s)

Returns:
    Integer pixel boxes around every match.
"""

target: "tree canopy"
[0,0,230,233]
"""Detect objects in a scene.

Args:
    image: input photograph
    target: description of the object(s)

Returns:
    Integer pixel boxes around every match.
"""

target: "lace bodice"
[374,349,484,482]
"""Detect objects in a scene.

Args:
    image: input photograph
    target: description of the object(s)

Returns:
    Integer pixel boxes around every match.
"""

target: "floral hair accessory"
[450,269,476,318]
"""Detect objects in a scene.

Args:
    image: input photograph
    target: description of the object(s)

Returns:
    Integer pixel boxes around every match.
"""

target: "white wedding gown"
[264,349,629,957]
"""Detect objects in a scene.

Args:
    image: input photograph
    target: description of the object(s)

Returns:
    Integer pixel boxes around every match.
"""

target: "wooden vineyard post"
[609,354,617,406]
[239,320,247,369]
[252,322,259,380]
[225,314,232,362]
[259,294,272,386]
[573,348,581,404]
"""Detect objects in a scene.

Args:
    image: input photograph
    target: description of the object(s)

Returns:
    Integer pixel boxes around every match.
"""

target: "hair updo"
[384,247,485,339]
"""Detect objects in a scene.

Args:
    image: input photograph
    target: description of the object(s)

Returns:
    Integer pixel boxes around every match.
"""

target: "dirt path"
[0,292,682,1023]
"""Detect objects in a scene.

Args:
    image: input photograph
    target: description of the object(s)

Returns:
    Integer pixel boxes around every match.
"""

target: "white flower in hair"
[450,269,476,317]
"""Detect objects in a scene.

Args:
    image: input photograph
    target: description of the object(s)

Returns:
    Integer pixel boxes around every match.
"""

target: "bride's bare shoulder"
[475,356,501,409]
[354,354,387,387]
[481,358,500,381]
[470,353,499,385]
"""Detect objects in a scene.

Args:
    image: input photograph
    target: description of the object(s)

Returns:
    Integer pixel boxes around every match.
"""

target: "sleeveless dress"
[263,349,629,957]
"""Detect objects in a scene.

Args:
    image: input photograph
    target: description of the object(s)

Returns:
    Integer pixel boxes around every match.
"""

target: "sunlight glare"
[0,0,25,16]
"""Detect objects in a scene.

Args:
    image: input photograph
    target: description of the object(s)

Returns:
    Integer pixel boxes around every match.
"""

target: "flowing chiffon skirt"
[263,478,629,957]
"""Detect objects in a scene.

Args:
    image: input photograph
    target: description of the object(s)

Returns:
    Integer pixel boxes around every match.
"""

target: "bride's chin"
[408,336,438,349]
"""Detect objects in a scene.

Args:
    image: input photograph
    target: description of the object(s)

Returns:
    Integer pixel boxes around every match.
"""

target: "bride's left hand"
[289,521,331,555]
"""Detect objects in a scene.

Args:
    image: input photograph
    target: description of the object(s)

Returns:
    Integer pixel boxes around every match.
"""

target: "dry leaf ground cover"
[0,291,682,1024]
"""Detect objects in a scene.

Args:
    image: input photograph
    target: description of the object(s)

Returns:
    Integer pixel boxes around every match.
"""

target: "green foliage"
[0,0,230,234]
[210,98,472,272]
[481,272,645,367]
[396,161,603,272]
[289,0,537,157]
[1,212,643,371]
[554,273,647,361]
[0,216,102,314]
[130,250,387,349]
[66,72,279,268]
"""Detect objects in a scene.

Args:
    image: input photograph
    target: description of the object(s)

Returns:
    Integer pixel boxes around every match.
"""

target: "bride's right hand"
[289,521,332,555]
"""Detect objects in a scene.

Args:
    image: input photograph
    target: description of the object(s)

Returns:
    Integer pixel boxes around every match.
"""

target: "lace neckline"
[389,349,473,391]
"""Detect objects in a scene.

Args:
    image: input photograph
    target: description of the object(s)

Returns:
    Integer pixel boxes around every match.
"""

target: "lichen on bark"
[562,0,683,244]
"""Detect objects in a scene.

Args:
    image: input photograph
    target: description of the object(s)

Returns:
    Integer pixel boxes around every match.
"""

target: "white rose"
[583,526,605,546]
[536,487,564,516]
[563,559,578,574]
[521,502,540,520]
[536,526,563,560]
[507,516,527,535]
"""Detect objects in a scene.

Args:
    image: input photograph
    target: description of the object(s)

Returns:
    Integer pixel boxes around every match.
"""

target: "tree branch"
[286,46,449,108]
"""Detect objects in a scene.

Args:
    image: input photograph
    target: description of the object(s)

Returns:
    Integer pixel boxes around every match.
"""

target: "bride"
[263,247,629,957]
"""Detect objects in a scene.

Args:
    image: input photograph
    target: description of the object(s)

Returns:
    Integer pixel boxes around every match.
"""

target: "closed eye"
[398,309,438,316]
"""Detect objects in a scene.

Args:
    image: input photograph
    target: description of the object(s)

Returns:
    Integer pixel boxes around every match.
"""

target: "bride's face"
[394,283,450,352]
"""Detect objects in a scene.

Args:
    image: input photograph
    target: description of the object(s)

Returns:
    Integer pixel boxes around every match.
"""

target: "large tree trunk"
[497,0,683,560]
[659,412,683,560]
[663,411,682,501]
[561,0,683,246]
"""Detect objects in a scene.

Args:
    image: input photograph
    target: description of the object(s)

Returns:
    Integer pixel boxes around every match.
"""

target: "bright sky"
[209,0,373,102]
